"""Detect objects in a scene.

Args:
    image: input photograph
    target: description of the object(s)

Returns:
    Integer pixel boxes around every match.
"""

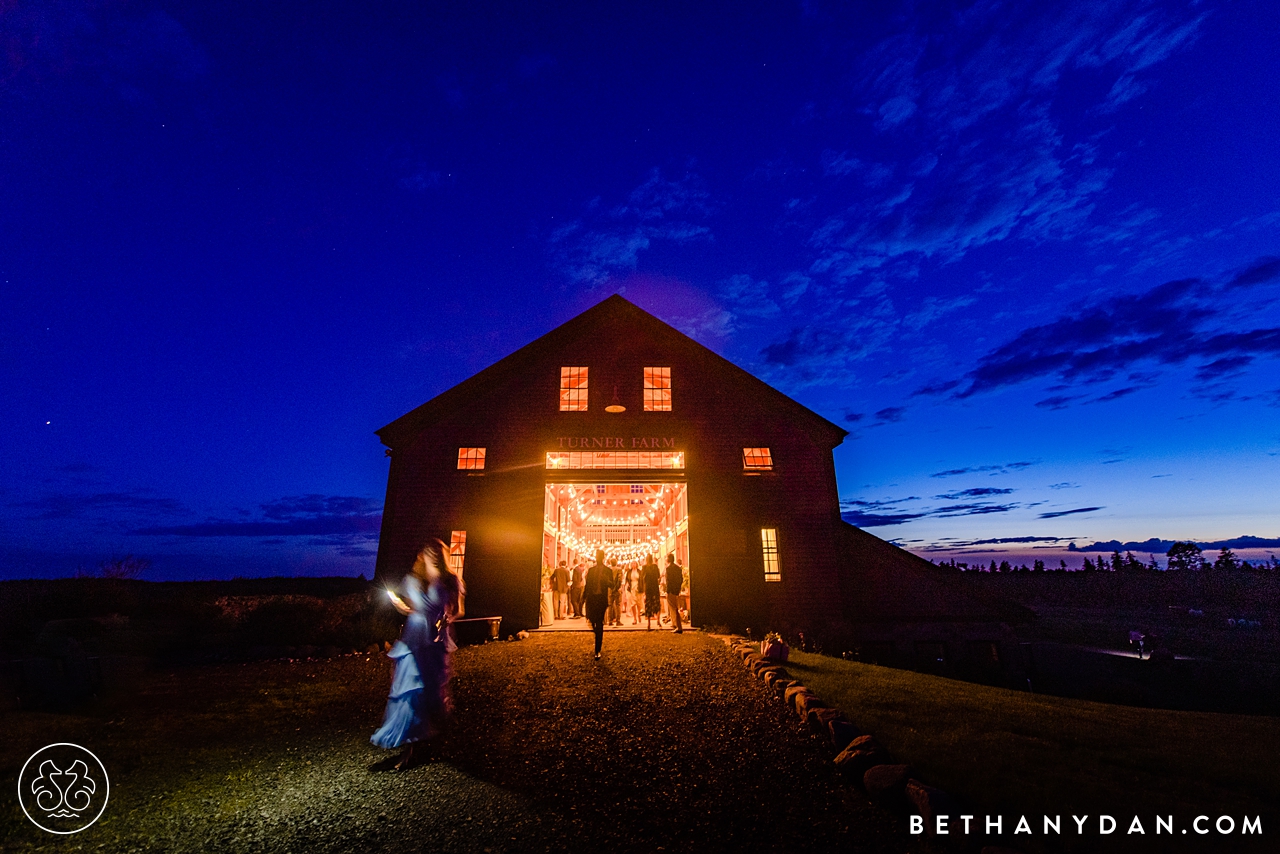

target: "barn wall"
[375,299,849,634]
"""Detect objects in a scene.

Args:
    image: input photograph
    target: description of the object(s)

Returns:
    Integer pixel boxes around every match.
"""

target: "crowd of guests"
[542,552,688,633]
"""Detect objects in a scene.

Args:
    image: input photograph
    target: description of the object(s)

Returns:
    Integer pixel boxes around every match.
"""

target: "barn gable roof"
[377,294,848,448]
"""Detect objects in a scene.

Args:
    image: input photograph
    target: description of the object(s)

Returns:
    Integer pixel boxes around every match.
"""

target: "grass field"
[963,569,1280,662]
[786,650,1278,851]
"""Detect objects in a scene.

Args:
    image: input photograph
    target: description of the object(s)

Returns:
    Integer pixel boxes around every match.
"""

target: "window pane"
[545,451,684,470]
[449,531,467,577]
[560,366,588,411]
[761,528,780,582]
[457,447,487,470]
[643,367,672,411]
[743,447,773,470]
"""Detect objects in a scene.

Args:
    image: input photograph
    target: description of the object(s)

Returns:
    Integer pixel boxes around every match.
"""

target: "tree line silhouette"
[934,543,1280,573]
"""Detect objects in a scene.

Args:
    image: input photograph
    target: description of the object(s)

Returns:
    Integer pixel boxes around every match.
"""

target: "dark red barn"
[376,295,1021,664]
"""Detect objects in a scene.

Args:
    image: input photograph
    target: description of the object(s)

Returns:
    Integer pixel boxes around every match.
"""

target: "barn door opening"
[539,482,689,629]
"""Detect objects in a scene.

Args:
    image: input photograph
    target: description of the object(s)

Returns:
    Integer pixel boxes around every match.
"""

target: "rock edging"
[720,635,1022,853]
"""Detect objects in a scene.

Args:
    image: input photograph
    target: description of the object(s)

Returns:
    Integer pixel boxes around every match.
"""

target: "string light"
[544,481,687,564]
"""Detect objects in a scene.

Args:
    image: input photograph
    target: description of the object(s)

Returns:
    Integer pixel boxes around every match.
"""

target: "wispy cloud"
[549,169,713,285]
[1038,506,1104,519]
[1035,395,1079,410]
[842,485,1031,527]
[839,495,926,527]
[933,487,1014,500]
[917,268,1280,401]
[1195,356,1253,382]
[919,535,1078,552]
[835,405,909,436]
[746,2,1209,390]
[135,495,382,541]
[717,274,780,323]
[16,491,187,521]
[930,461,1037,478]
[758,306,900,387]
[840,508,930,527]
[1230,256,1280,288]
[873,406,906,424]
[934,503,1021,517]
[1091,386,1144,403]
[806,1,1205,279]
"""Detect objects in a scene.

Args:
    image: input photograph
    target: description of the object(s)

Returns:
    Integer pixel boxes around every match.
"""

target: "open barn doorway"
[539,482,689,630]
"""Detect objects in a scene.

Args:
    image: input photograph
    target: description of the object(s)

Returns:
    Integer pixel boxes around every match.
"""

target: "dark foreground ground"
[1,632,908,853]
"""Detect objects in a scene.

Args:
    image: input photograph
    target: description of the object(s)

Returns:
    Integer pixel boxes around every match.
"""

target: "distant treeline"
[935,542,1280,573]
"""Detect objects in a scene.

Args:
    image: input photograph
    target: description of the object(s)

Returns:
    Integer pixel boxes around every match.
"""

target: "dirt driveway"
[1,632,907,853]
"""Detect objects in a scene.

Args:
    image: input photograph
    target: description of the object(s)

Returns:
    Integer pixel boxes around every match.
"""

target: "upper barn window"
[643,367,672,411]
[742,447,774,471]
[457,447,486,470]
[560,367,589,411]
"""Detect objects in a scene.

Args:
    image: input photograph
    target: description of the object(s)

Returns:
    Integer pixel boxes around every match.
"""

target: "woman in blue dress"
[371,538,463,770]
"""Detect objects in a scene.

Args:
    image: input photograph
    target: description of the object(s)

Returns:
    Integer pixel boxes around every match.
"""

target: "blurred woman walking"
[371,538,463,770]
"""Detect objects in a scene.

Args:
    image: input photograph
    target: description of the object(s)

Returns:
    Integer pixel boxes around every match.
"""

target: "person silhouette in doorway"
[585,549,612,660]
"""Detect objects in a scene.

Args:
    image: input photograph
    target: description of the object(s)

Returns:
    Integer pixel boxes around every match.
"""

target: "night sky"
[3,0,1279,580]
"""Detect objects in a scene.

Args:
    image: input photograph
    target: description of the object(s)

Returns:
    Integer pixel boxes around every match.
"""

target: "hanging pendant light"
[605,385,626,413]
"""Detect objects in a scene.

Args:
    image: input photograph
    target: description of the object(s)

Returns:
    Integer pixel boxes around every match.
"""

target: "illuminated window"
[546,451,684,470]
[457,447,487,470]
[449,531,467,577]
[743,447,773,471]
[560,367,588,411]
[643,367,672,411]
[761,528,780,582]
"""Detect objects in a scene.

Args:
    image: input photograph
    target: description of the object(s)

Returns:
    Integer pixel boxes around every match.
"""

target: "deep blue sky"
[3,0,1279,579]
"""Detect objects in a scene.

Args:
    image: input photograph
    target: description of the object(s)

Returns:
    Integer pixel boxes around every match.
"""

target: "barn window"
[761,528,780,582]
[743,447,774,471]
[449,531,467,577]
[643,367,672,411]
[546,451,684,470]
[560,367,588,411]
[457,447,486,470]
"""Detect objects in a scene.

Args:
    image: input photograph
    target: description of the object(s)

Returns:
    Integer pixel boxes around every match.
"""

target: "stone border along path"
[723,636,1024,854]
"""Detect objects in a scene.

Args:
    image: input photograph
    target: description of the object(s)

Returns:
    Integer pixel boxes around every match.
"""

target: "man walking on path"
[664,554,684,634]
[642,554,661,630]
[584,549,613,660]
[553,560,570,620]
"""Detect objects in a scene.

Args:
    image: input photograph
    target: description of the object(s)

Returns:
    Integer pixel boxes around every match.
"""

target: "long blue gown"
[371,575,452,748]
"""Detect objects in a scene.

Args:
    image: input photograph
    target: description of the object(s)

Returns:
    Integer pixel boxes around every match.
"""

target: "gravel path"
[2,632,909,853]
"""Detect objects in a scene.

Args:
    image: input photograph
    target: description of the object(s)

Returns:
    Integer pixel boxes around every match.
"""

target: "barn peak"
[377,293,846,448]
